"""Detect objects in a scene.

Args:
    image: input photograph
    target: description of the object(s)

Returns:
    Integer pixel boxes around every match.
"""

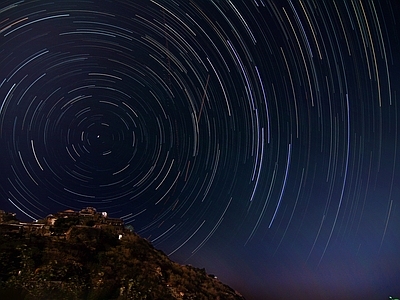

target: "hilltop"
[0,208,245,300]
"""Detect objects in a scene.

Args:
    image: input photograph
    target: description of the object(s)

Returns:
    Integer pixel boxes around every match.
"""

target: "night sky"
[1,1,400,299]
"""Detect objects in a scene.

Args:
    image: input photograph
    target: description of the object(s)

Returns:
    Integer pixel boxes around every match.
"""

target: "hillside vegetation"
[0,211,245,300]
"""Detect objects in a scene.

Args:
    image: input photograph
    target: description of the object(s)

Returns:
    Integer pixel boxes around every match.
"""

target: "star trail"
[1,1,400,299]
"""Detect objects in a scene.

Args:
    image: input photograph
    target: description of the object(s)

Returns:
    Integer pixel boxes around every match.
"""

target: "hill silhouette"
[0,208,245,300]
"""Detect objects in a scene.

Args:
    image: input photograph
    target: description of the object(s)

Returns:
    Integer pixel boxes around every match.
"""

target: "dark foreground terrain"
[0,210,244,300]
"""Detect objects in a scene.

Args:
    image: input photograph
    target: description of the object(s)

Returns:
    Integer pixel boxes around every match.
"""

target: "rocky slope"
[0,211,245,300]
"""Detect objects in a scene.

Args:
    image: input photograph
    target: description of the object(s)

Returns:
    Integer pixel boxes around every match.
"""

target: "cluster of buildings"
[0,207,125,238]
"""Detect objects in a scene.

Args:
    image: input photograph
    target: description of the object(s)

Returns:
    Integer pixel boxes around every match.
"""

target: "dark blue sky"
[1,1,400,299]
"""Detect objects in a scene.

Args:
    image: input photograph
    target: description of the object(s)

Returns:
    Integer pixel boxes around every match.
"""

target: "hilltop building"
[0,210,17,223]
[0,207,125,238]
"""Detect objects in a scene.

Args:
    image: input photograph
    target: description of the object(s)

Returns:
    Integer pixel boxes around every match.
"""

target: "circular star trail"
[1,1,400,298]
